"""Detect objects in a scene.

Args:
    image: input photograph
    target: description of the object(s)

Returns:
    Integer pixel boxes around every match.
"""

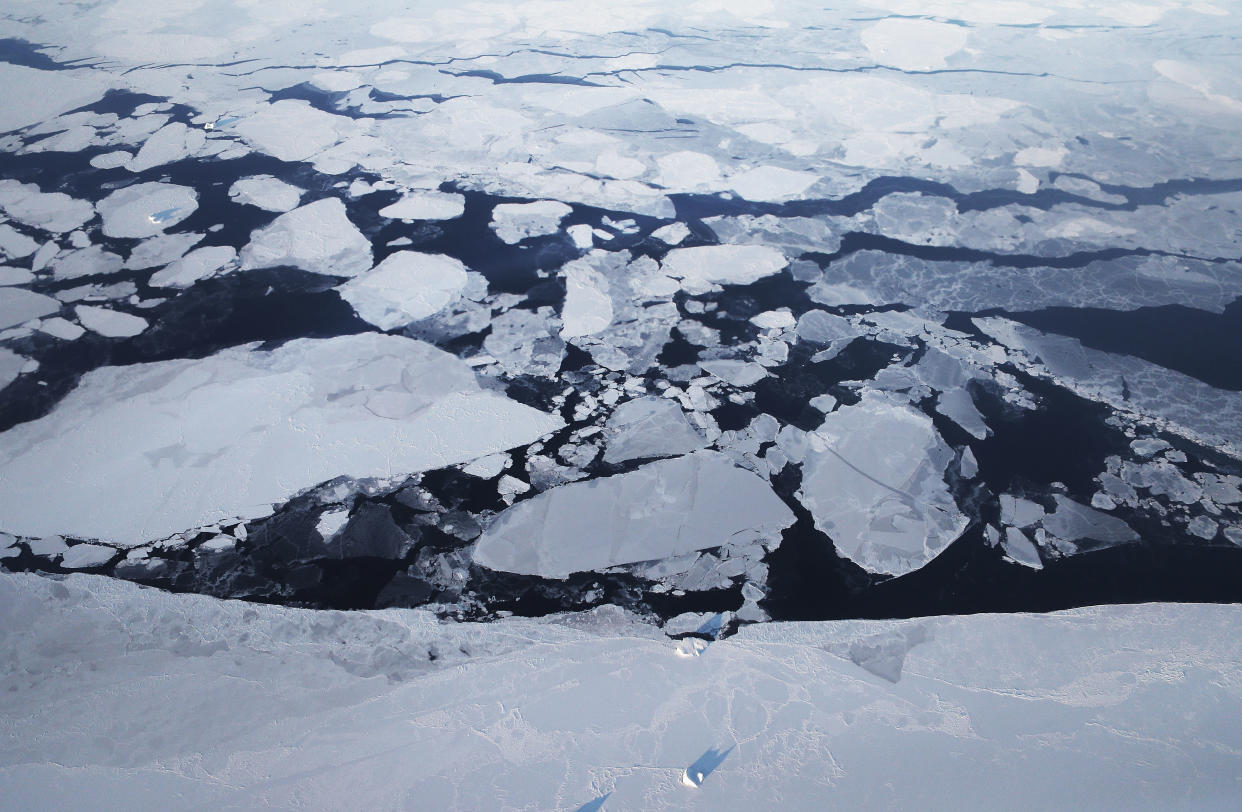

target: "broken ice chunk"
[661,245,787,293]
[0,287,60,329]
[228,175,304,213]
[490,200,572,244]
[651,222,690,246]
[1002,527,1043,569]
[0,179,95,234]
[698,359,769,388]
[59,543,116,569]
[379,190,465,221]
[935,388,988,439]
[337,251,469,329]
[560,258,613,338]
[602,396,706,464]
[148,246,237,289]
[240,198,372,278]
[797,393,967,576]
[74,305,148,338]
[473,450,795,578]
[1041,495,1139,547]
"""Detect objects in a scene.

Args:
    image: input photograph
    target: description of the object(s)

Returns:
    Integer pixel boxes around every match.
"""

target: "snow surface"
[474,451,794,578]
[798,393,967,576]
[239,198,372,278]
[2,572,1241,810]
[337,251,469,329]
[0,334,563,546]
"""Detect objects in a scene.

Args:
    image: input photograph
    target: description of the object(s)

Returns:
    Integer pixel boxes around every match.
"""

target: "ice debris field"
[1,0,1242,807]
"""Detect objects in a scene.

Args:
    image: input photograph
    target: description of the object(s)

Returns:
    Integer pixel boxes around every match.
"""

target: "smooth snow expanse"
[0,334,562,546]
[1,572,1240,810]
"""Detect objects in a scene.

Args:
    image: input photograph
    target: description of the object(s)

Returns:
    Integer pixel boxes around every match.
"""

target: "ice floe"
[148,246,238,289]
[0,180,94,234]
[474,450,794,578]
[97,182,198,239]
[0,287,60,329]
[601,397,706,464]
[0,334,563,545]
[228,175,303,213]
[378,190,466,221]
[490,200,572,244]
[798,393,967,576]
[660,245,787,294]
[74,305,148,338]
[337,251,469,329]
[239,198,372,278]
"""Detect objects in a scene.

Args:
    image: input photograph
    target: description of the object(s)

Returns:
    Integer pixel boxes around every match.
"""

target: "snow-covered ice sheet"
[1,572,1240,811]
[0,334,562,546]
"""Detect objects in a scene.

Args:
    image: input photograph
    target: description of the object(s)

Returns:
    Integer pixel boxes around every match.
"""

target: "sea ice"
[60,544,116,570]
[239,198,373,278]
[0,287,60,330]
[660,245,787,294]
[378,191,466,221]
[601,397,706,464]
[228,176,304,213]
[337,251,469,329]
[698,359,769,388]
[490,200,572,244]
[560,257,613,338]
[74,305,148,338]
[148,246,238,289]
[127,123,206,173]
[0,334,563,545]
[473,450,795,578]
[798,393,967,576]
[97,182,198,239]
[0,180,95,234]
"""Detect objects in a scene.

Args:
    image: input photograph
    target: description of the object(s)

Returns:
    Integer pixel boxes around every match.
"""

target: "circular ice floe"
[97,182,199,239]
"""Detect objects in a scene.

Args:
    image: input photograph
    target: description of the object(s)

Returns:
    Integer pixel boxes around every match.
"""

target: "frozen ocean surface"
[1,0,1242,806]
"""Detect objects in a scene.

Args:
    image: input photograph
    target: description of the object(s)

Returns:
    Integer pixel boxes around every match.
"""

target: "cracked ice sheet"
[473,451,794,579]
[3,572,1242,810]
[0,334,563,546]
[799,393,968,577]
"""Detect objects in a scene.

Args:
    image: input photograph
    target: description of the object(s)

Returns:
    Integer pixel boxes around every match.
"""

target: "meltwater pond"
[2,2,1242,631]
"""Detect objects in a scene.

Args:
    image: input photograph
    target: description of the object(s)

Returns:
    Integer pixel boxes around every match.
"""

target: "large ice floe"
[2,572,1241,809]
[0,334,562,546]
[474,451,794,578]
[798,393,968,576]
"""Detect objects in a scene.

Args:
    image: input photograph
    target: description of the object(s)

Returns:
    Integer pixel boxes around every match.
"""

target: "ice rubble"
[227,175,303,213]
[473,451,794,578]
[337,251,469,329]
[97,182,198,239]
[798,393,967,577]
[239,198,372,278]
[3,572,1241,810]
[0,334,563,546]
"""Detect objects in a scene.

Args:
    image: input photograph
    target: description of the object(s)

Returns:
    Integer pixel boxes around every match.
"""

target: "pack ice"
[0,334,562,546]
